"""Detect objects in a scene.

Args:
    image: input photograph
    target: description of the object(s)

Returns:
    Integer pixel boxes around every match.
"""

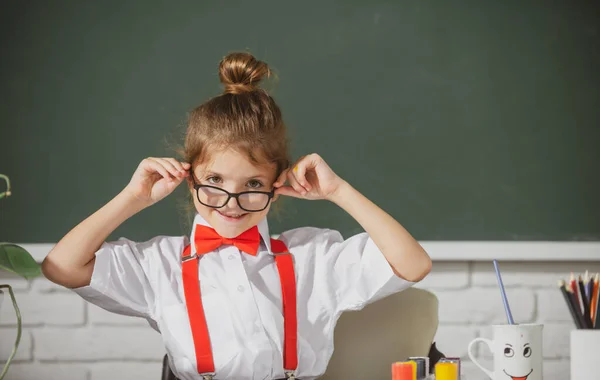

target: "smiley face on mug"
[500,341,534,380]
[468,324,542,380]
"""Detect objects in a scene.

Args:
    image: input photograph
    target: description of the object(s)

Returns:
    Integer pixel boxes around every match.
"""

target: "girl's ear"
[186,177,196,193]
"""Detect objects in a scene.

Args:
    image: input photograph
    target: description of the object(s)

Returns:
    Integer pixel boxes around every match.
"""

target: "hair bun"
[219,52,270,95]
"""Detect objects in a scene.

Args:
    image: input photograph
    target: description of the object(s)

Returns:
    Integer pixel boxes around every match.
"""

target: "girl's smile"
[191,148,277,238]
[215,209,249,222]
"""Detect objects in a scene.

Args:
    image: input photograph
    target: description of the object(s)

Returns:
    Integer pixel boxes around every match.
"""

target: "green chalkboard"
[1,1,599,243]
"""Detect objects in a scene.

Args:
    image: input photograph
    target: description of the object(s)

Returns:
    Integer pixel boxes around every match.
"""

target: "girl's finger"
[150,158,182,179]
[164,158,188,175]
[287,170,308,195]
[292,160,312,191]
[273,168,289,188]
[275,185,303,198]
[157,157,185,177]
[145,159,172,180]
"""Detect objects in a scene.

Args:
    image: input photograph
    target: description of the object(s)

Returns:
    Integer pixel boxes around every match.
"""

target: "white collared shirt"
[73,214,413,380]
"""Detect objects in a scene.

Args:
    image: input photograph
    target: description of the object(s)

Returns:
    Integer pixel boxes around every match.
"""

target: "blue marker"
[493,259,514,324]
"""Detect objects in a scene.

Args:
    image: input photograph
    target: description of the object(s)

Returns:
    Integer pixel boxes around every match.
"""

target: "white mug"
[571,329,600,380]
[468,323,543,380]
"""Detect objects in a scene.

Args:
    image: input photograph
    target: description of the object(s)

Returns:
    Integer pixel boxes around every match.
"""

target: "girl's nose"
[226,195,240,209]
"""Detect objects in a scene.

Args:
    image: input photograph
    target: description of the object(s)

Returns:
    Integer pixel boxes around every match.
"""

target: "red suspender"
[270,238,298,372]
[181,238,298,376]
[182,245,215,374]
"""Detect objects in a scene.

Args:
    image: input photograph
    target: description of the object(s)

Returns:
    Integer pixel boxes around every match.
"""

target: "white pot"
[571,330,600,380]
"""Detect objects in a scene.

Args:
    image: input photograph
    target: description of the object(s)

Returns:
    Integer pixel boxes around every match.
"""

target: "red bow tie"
[193,225,260,256]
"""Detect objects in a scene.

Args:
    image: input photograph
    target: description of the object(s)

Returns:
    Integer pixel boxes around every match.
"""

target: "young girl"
[42,52,432,380]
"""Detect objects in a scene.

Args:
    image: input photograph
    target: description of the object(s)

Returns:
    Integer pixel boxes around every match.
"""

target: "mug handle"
[468,337,494,379]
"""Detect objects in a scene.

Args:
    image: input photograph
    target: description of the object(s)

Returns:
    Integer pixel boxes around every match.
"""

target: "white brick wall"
[1,261,599,380]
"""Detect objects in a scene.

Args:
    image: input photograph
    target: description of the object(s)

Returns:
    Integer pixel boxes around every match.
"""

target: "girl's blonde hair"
[184,52,290,177]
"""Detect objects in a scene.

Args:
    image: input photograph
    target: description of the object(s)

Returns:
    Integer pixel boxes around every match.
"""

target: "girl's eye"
[247,180,263,189]
[207,176,222,184]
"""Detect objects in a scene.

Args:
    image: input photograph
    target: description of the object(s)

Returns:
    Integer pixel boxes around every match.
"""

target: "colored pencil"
[578,275,593,328]
[570,272,580,312]
[584,271,593,301]
[559,280,583,329]
[569,286,588,329]
[594,275,600,329]
[591,274,599,326]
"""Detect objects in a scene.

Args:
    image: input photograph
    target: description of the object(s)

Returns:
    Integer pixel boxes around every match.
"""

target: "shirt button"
[228,254,235,260]
[237,285,245,292]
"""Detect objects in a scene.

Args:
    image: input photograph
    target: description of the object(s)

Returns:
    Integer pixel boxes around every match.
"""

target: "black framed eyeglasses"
[190,174,275,212]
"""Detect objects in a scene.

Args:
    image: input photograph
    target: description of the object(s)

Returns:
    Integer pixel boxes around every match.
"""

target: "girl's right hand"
[124,157,190,207]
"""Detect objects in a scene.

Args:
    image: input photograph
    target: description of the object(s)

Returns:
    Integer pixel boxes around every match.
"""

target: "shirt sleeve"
[280,227,415,313]
[71,235,185,319]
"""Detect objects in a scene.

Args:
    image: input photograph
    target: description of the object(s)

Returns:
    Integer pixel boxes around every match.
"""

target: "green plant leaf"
[0,243,42,279]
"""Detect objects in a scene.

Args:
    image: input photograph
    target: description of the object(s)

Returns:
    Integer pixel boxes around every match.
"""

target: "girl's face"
[190,148,278,238]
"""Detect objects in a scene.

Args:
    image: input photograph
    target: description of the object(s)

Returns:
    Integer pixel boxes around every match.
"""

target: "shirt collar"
[190,213,272,255]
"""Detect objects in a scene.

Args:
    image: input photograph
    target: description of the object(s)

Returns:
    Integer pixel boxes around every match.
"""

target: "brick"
[34,327,164,360]
[0,292,84,326]
[537,289,576,323]
[543,359,570,380]
[0,329,32,362]
[30,277,72,293]
[433,325,478,359]
[472,261,600,288]
[477,326,499,360]
[461,359,493,379]
[436,289,535,324]
[88,303,148,326]
[89,362,162,380]
[3,363,88,380]
[415,262,469,289]
[542,323,571,359]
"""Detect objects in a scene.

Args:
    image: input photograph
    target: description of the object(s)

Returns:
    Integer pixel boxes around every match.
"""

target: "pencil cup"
[571,329,600,380]
[467,323,543,380]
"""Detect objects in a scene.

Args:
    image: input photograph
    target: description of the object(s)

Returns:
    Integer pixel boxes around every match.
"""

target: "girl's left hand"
[273,153,346,200]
